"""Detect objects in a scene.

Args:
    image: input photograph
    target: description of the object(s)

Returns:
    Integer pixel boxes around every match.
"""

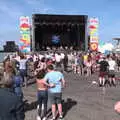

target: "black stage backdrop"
[32,14,88,51]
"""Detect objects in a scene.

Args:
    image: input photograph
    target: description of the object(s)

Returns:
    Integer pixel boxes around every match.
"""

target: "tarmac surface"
[23,72,120,120]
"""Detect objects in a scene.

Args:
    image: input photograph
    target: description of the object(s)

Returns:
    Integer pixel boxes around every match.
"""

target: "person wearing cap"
[0,70,25,120]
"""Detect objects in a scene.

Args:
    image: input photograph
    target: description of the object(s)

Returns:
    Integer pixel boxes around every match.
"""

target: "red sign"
[89,25,96,29]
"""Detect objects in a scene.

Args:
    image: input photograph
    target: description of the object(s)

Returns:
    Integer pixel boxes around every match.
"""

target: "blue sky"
[0,0,120,48]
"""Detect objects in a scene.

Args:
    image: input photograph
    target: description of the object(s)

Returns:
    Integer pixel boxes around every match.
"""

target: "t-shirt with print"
[44,71,64,93]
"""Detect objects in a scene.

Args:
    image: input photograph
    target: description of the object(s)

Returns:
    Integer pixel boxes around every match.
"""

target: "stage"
[31,14,88,51]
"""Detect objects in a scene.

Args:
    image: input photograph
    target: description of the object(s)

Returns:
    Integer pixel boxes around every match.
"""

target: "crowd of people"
[0,50,120,120]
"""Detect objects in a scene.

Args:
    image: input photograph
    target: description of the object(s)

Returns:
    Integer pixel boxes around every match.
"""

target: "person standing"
[44,65,65,120]
[98,57,109,87]
[86,58,92,76]
[19,54,27,87]
[0,72,25,120]
[13,71,23,100]
[63,54,68,72]
[55,53,62,68]
[108,57,116,86]
[36,70,49,120]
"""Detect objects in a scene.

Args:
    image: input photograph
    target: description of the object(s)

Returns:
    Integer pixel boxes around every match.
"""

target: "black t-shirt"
[117,58,120,66]
[99,60,109,72]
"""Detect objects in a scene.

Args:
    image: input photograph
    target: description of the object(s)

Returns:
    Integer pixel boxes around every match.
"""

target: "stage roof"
[113,38,120,40]
[32,14,88,25]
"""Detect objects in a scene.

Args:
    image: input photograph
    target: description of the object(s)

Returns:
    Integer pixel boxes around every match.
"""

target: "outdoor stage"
[31,14,88,51]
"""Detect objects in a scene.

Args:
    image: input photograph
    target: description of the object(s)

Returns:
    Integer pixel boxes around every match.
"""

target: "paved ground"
[23,72,120,120]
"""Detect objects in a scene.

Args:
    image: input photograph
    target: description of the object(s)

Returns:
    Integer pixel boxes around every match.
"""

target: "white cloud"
[24,0,44,5]
[24,0,55,14]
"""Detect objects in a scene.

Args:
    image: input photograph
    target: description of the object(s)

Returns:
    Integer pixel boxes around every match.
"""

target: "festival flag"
[20,16,31,52]
[89,18,99,51]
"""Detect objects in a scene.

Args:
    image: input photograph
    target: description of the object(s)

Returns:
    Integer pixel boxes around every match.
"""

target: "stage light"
[71,23,75,26]
[43,21,46,25]
[77,24,80,27]
[48,22,52,26]
[62,22,66,25]
[56,22,60,26]
[68,22,71,25]
[67,28,70,32]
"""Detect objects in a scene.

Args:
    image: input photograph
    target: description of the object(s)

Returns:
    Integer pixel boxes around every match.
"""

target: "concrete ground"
[23,72,120,120]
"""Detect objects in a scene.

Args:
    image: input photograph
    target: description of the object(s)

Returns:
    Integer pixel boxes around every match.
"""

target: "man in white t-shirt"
[19,56,28,87]
[55,53,61,62]
[108,57,116,86]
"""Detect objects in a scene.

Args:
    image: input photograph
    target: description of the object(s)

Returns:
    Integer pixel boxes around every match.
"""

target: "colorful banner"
[20,16,31,52]
[89,18,99,51]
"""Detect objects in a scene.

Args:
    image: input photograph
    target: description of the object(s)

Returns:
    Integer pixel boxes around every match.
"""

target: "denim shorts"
[49,93,62,104]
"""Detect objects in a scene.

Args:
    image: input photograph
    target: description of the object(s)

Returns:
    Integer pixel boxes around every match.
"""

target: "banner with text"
[20,16,31,52]
[89,18,99,51]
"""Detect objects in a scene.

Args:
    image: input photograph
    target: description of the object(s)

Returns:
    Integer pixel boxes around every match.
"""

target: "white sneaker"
[49,118,55,120]
[37,105,40,115]
[36,115,41,120]
[37,105,39,111]
[42,117,47,120]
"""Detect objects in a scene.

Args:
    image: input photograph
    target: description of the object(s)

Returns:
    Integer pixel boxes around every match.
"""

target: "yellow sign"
[90,36,99,42]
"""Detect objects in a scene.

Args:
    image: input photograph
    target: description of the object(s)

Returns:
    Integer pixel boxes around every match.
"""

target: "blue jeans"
[19,69,26,82]
[37,90,48,117]
[14,87,23,100]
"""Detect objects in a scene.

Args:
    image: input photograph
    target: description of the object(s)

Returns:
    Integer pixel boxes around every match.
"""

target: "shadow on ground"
[24,101,37,112]
[24,97,77,119]
[63,98,77,117]
[47,98,77,119]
